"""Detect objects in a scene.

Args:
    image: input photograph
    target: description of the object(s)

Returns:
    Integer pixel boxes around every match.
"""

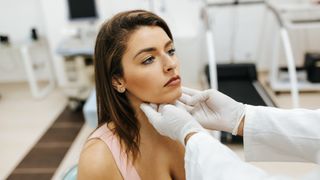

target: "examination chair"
[62,165,78,180]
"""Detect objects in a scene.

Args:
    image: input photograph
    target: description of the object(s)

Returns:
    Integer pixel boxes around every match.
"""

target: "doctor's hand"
[180,87,245,135]
[140,103,205,145]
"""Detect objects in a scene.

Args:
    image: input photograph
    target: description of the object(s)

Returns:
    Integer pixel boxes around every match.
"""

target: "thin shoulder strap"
[88,125,141,180]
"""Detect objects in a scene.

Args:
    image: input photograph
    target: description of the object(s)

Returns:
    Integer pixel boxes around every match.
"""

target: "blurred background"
[0,0,320,179]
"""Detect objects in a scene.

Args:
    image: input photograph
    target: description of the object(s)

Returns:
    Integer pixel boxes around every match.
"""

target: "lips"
[164,75,181,87]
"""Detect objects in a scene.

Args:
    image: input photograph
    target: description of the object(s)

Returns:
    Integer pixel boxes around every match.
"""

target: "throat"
[125,92,164,143]
[137,113,163,142]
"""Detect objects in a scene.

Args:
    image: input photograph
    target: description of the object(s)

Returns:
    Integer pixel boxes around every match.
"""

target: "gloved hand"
[140,103,206,145]
[179,87,245,135]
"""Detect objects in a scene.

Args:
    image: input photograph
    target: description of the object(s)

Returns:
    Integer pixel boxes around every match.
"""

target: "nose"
[162,54,177,73]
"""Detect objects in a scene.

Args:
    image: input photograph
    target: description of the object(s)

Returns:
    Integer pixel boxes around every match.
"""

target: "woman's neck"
[126,92,161,140]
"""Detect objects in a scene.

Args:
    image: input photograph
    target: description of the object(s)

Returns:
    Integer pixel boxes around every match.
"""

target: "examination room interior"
[1,0,320,179]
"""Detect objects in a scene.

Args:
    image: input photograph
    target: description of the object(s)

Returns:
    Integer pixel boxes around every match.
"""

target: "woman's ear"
[112,76,126,93]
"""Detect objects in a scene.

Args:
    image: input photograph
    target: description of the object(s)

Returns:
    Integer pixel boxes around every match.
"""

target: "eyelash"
[142,48,176,65]
[168,48,176,56]
[142,56,155,65]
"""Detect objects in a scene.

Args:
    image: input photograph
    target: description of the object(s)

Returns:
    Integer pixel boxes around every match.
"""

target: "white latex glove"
[179,87,245,135]
[140,103,205,145]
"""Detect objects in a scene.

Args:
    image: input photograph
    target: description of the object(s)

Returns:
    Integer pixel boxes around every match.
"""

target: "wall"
[0,0,45,42]
[1,0,320,87]
[0,0,47,82]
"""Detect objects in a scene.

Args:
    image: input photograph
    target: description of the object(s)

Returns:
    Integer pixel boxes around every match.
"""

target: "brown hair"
[94,10,173,160]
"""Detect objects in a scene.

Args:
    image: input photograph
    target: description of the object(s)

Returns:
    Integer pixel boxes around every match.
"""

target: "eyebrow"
[133,40,173,59]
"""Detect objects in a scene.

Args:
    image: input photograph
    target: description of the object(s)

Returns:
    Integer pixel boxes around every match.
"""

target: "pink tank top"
[88,124,141,180]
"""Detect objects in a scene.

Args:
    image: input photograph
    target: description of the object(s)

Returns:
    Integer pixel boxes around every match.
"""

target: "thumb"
[140,103,161,123]
[179,93,192,105]
[175,100,194,113]
[187,90,210,106]
[182,87,201,96]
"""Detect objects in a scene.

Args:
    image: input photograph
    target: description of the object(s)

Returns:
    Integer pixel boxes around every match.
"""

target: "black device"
[67,0,98,20]
[205,63,273,106]
[304,52,320,83]
[31,28,38,41]
[0,35,10,45]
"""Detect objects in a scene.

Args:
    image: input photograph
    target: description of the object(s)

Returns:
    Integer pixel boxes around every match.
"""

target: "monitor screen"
[67,0,98,20]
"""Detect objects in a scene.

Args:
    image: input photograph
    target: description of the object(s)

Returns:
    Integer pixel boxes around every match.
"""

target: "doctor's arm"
[241,105,320,163]
[185,132,291,180]
[180,87,320,163]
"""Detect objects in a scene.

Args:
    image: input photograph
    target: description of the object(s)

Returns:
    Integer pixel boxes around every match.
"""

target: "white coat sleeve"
[244,105,320,163]
[185,132,291,180]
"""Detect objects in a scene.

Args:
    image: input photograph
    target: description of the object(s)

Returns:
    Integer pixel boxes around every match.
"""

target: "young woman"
[78,10,186,180]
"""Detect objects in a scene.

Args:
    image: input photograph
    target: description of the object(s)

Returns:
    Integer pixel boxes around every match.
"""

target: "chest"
[134,138,186,180]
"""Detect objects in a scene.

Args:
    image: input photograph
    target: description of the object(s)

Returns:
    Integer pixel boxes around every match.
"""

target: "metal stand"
[267,0,320,108]
[202,0,274,143]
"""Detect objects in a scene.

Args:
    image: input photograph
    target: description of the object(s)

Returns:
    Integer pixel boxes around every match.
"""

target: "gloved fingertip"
[140,103,160,120]
[158,104,165,112]
[140,103,149,112]
[179,93,191,104]
[185,105,194,113]
[150,103,158,110]
[175,101,189,111]
[174,100,183,107]
[189,93,208,105]
[140,102,149,108]
[182,87,201,95]
[162,104,183,115]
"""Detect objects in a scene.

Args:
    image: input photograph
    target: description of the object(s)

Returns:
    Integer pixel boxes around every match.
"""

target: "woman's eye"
[168,48,176,56]
[142,56,155,65]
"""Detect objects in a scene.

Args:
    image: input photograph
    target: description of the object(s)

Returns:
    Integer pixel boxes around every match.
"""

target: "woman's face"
[119,26,181,104]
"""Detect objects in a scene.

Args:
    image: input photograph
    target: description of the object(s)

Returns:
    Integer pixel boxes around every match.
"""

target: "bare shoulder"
[77,139,123,180]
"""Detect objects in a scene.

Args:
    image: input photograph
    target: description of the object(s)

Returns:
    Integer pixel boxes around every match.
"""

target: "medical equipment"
[305,52,320,83]
[55,0,98,109]
[204,0,320,108]
[67,0,98,21]
[202,0,276,142]
[267,0,320,107]
[56,35,95,110]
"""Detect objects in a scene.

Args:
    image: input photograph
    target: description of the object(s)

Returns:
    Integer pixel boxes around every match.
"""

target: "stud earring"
[118,87,126,93]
